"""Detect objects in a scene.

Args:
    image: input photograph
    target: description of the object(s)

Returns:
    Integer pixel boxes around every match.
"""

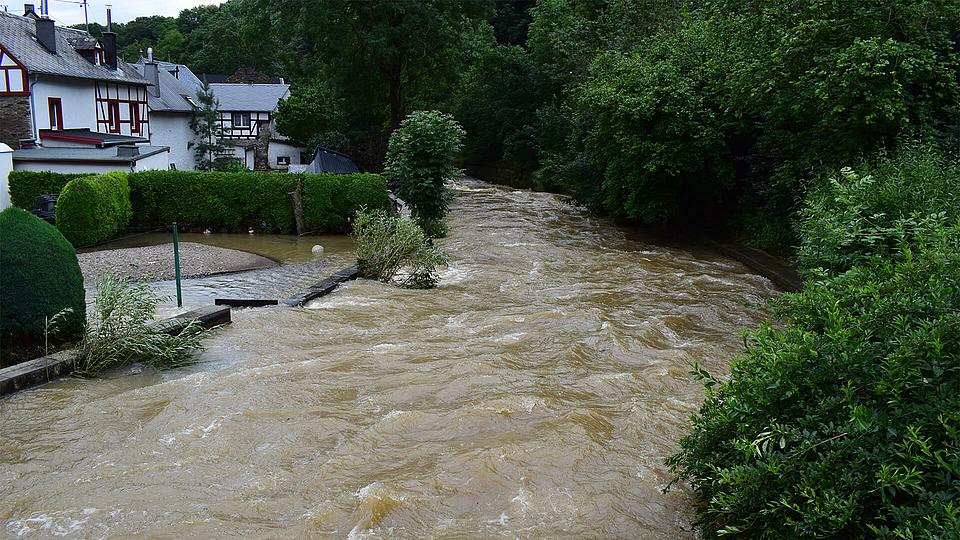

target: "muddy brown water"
[0,181,777,538]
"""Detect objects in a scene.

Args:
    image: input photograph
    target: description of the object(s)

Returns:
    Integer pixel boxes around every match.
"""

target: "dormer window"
[94,45,105,66]
[0,46,28,96]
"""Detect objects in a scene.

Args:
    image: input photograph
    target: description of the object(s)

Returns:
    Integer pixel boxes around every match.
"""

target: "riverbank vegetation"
[669,146,960,538]
[72,275,207,377]
[0,208,86,367]
[353,209,448,289]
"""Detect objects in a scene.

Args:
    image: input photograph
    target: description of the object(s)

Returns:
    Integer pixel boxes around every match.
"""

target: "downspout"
[28,74,39,146]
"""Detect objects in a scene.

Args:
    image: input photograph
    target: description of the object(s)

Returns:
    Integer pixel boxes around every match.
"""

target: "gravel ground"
[77,242,277,283]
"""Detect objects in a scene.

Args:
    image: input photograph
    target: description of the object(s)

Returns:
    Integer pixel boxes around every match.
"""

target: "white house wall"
[268,141,303,169]
[30,77,96,136]
[149,113,195,170]
[13,160,132,174]
[132,150,171,172]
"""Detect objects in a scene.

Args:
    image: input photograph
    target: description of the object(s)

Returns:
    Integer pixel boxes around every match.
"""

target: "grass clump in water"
[353,209,447,289]
[73,275,208,377]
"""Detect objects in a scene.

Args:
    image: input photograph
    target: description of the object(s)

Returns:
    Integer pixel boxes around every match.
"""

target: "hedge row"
[9,170,390,237]
[8,171,88,209]
[129,171,389,233]
[55,172,132,247]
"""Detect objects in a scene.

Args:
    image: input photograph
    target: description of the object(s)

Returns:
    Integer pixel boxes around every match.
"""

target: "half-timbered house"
[0,6,170,173]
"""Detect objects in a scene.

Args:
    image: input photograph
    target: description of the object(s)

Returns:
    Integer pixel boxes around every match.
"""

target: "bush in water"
[0,207,86,364]
[669,148,960,538]
[72,275,207,377]
[383,110,465,236]
[353,209,447,289]
[55,172,132,247]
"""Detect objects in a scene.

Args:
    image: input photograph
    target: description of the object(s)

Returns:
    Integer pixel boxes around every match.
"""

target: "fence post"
[172,222,182,307]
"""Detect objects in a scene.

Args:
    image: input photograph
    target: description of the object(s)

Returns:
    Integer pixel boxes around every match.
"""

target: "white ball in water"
[312,245,325,255]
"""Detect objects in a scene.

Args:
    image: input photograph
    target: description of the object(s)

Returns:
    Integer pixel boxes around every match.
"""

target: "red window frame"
[108,100,121,133]
[129,103,140,134]
[47,97,63,130]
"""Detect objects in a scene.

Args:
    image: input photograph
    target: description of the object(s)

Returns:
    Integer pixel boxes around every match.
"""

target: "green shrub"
[130,170,298,233]
[353,209,447,289]
[8,171,88,209]
[383,110,465,235]
[669,219,960,538]
[301,173,391,232]
[73,274,207,377]
[796,145,960,275]
[55,172,132,247]
[0,207,86,360]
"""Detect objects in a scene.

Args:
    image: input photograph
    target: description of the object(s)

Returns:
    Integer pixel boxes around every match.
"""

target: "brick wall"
[0,96,33,148]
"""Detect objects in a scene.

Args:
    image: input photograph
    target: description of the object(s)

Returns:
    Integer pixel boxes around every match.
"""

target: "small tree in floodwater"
[383,110,465,237]
[189,80,231,171]
[353,209,447,289]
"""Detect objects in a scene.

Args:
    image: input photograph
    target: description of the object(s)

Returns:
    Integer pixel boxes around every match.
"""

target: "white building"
[209,82,305,171]
[135,57,201,170]
[0,6,170,174]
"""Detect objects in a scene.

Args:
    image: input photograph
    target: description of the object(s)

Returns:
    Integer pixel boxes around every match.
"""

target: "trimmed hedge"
[129,170,298,233]
[55,172,132,247]
[130,171,389,233]
[302,173,391,232]
[10,170,390,236]
[8,171,87,209]
[0,207,86,359]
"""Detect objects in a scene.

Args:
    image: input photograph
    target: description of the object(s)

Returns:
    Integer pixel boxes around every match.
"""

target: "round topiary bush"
[0,207,86,359]
[55,172,132,247]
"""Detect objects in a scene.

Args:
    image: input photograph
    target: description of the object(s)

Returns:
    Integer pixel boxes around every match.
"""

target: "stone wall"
[0,96,33,148]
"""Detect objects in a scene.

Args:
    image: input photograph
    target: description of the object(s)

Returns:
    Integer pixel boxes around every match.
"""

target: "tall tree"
[189,81,230,171]
[276,0,493,129]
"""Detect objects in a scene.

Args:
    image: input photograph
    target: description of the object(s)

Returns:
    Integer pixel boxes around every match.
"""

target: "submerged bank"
[1,180,778,538]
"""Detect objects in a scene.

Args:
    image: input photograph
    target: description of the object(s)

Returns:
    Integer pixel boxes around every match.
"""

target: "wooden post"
[290,176,305,236]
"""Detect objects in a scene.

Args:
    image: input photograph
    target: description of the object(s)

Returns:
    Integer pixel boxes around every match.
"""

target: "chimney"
[106,6,112,31]
[117,145,140,158]
[35,16,56,54]
[144,62,159,97]
[24,4,36,17]
[147,47,153,62]
[102,32,117,70]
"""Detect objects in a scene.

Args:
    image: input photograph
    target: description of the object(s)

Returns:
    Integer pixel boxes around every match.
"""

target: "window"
[0,46,28,95]
[108,100,121,133]
[47,97,63,130]
[277,156,290,166]
[129,103,140,134]
[231,112,250,128]
[94,46,104,66]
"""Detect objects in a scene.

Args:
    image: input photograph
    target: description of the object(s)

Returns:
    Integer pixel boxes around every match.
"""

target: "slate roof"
[153,60,205,93]
[134,62,197,113]
[0,11,148,85]
[305,147,360,174]
[13,145,170,163]
[208,83,290,112]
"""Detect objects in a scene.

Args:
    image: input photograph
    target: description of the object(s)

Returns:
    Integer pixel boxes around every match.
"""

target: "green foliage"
[73,275,207,377]
[129,170,297,232]
[577,44,732,223]
[8,171,87,209]
[300,173,391,233]
[190,79,231,171]
[0,207,86,359]
[55,172,133,247]
[670,152,960,538]
[797,145,960,275]
[353,209,447,289]
[384,111,465,234]
[129,170,388,234]
[275,80,343,146]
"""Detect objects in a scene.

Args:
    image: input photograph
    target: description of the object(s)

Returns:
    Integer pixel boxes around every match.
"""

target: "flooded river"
[0,181,777,538]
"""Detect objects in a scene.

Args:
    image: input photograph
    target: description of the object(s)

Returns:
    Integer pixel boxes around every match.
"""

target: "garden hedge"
[8,171,87,209]
[0,207,86,360]
[10,170,389,236]
[301,173,390,232]
[55,172,132,247]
